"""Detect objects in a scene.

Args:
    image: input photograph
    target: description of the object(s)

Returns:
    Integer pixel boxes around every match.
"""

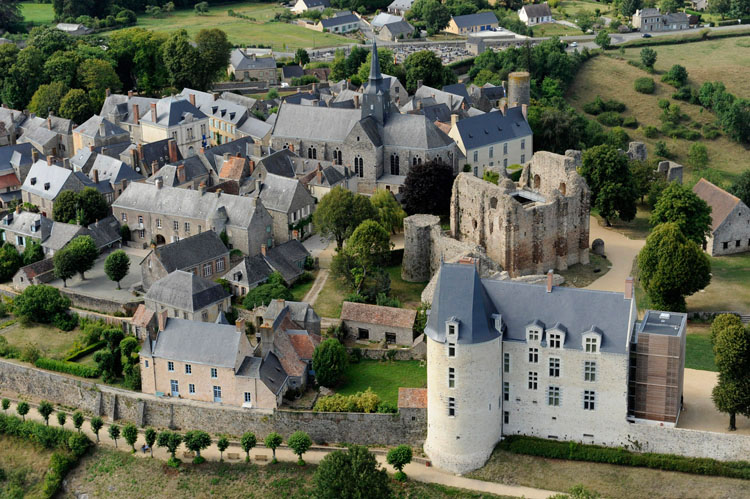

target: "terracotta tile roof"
[132,304,155,328]
[218,156,247,180]
[398,387,427,409]
[692,178,739,232]
[340,302,417,329]
[19,258,54,279]
[272,329,306,377]
[434,120,452,135]
[0,172,20,189]
[287,331,319,360]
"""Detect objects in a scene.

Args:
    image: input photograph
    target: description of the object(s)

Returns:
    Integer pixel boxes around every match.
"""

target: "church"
[270,40,458,194]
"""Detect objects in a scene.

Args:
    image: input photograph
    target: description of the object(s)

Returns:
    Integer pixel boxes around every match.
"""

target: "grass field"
[686,252,750,313]
[290,271,317,302]
[107,2,351,51]
[65,447,498,498]
[685,323,718,371]
[532,23,582,37]
[555,0,614,19]
[558,253,610,288]
[567,41,750,185]
[469,447,750,499]
[0,435,55,497]
[20,2,55,25]
[1,322,78,360]
[337,359,426,405]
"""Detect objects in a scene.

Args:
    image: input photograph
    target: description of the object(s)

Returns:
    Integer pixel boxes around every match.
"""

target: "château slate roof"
[150,231,228,274]
[455,106,532,150]
[145,270,230,312]
[146,317,241,367]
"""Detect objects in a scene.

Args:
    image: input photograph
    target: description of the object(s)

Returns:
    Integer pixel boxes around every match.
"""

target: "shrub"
[314,388,382,413]
[376,401,398,413]
[21,343,41,364]
[658,98,670,109]
[702,123,721,140]
[622,116,638,128]
[634,77,655,94]
[583,96,626,115]
[672,85,697,103]
[52,312,78,331]
[288,430,312,465]
[312,338,348,388]
[350,347,362,364]
[596,112,624,127]
[35,358,100,378]
[661,64,688,87]
[654,140,671,158]
[642,125,660,138]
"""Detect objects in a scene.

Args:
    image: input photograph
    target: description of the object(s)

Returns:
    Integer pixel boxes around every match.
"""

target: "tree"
[729,170,750,207]
[662,64,688,87]
[59,89,93,125]
[387,444,413,480]
[346,220,390,273]
[595,30,611,50]
[90,416,103,443]
[217,436,229,461]
[123,423,139,452]
[0,244,22,282]
[16,401,29,421]
[240,431,257,462]
[184,430,211,463]
[631,160,656,203]
[402,160,455,216]
[162,30,201,89]
[53,247,77,287]
[711,0,731,16]
[1,398,10,412]
[78,58,122,109]
[77,187,109,226]
[104,250,130,289]
[314,445,391,498]
[72,411,84,433]
[195,1,210,14]
[660,0,682,12]
[109,424,121,448]
[577,12,595,33]
[13,285,71,324]
[66,235,99,280]
[121,336,141,390]
[29,81,69,118]
[638,223,711,311]
[22,241,44,266]
[288,431,312,465]
[157,430,183,464]
[404,50,455,93]
[314,187,376,250]
[295,48,310,66]
[640,47,657,69]
[580,145,639,225]
[265,432,283,463]
[0,0,21,30]
[649,182,712,245]
[713,377,750,431]
[688,143,709,170]
[313,339,349,388]
[38,401,54,425]
[53,190,79,224]
[711,316,750,430]
[620,0,642,16]
[195,28,233,90]
[57,411,66,427]
[371,190,406,234]
[242,279,292,308]
[145,428,157,457]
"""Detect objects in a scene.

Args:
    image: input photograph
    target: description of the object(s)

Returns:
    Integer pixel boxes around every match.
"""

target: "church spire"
[369,37,382,82]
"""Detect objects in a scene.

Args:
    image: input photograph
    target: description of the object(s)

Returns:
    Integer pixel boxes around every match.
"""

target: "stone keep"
[450,151,590,277]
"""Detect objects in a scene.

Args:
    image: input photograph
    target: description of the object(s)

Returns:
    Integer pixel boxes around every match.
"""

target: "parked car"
[570,41,578,47]
[641,33,652,38]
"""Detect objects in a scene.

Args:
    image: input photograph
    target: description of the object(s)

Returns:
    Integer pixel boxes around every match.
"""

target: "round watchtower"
[402,214,440,283]
[507,71,530,107]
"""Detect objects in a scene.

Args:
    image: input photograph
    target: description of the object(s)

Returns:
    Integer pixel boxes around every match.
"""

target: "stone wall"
[59,288,142,316]
[624,423,750,461]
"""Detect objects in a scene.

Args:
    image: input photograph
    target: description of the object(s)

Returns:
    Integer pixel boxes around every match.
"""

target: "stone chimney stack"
[90,145,95,152]
[46,155,54,166]
[260,323,274,358]
[105,88,111,98]
[177,164,186,184]
[155,177,163,189]
[255,178,262,193]
[450,114,458,129]
[199,182,206,195]
[32,150,39,163]
[189,93,196,107]
[15,204,21,214]
[236,319,246,333]
[92,169,99,184]
[47,116,52,130]
[158,310,168,331]
[133,104,140,125]
[522,103,528,121]
[151,160,159,175]
[353,95,359,108]
[168,139,178,163]
[99,121,107,137]
[128,90,133,98]
[260,244,267,256]
[546,269,554,293]
[150,102,157,122]
[625,277,634,300]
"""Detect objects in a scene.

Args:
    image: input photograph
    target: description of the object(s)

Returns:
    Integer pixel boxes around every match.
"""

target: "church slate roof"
[272,103,361,142]
[383,113,454,149]
[455,106,532,150]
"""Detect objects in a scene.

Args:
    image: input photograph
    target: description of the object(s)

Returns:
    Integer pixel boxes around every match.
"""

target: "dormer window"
[528,330,540,342]
[446,319,458,341]
[585,337,599,353]
[548,333,561,349]
[30,177,36,185]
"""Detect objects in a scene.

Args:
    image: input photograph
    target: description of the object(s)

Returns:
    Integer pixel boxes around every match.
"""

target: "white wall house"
[519,3,553,26]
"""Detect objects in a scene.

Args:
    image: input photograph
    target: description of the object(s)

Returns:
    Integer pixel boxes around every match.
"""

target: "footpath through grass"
[337,359,426,406]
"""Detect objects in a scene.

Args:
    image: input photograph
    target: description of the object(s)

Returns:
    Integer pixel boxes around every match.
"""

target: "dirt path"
[584,216,646,293]
[678,368,750,434]
[302,269,329,305]
[3,398,558,498]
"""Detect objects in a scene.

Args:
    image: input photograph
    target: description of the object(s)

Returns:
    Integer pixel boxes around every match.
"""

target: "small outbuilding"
[340,301,417,345]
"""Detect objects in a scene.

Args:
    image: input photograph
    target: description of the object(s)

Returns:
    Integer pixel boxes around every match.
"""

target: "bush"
[634,77,655,94]
[583,96,626,115]
[21,343,41,364]
[52,312,78,331]
[35,358,100,378]
[642,125,660,138]
[349,347,362,364]
[312,339,348,388]
[658,98,670,109]
[622,116,638,129]
[596,111,624,127]
[672,85,697,103]
[64,340,106,362]
[702,123,721,140]
[314,388,381,413]
[13,285,71,325]
[661,64,688,87]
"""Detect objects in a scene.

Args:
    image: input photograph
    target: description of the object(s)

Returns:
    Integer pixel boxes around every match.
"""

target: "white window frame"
[528,371,538,390]
[584,361,597,382]
[585,336,599,353]
[584,390,596,411]
[548,386,561,406]
[548,333,562,349]
[448,397,456,417]
[189,383,195,394]
[448,367,456,388]
[210,367,218,379]
[549,357,561,378]
[448,342,456,358]
[167,361,174,372]
[503,352,510,373]
[528,347,539,363]
[185,364,192,375]
[503,381,510,401]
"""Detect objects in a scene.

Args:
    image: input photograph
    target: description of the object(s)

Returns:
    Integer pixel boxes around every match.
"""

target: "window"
[489,146,494,158]
[172,131,178,141]
[189,384,195,394]
[184,222,190,233]
[167,361,174,372]
[213,385,222,402]
[503,381,509,401]
[503,352,510,373]
[156,218,162,228]
[200,124,206,136]
[448,397,456,417]
[521,139,526,150]
[121,212,127,222]
[528,371,538,390]
[503,411,509,424]
[503,143,508,155]
[473,151,478,162]
[737,240,741,247]
[185,364,192,375]
[358,328,369,340]
[202,310,208,321]
[584,361,597,382]
[584,390,596,410]
[144,360,149,368]
[521,154,525,163]
[211,368,217,378]
[723,241,729,249]
[528,347,539,363]
[138,215,143,224]
[203,263,213,277]
[548,333,561,349]
[585,337,598,353]
[385,332,396,344]
[16,235,23,245]
[504,158,508,168]
[549,357,560,377]
[548,386,561,406]
[139,229,145,239]
[447,323,456,337]
[170,379,179,394]
[173,221,179,231]
[448,342,456,357]
[448,367,456,388]
[390,154,400,175]
[216,259,225,272]
[528,330,539,342]
[244,392,252,403]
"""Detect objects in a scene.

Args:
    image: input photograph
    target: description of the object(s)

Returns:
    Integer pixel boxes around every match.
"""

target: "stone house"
[140,314,288,408]
[72,115,131,154]
[85,154,144,203]
[55,23,92,35]
[340,302,417,345]
[139,96,209,158]
[224,240,310,297]
[0,171,21,208]
[633,8,689,32]
[11,258,55,291]
[316,12,361,34]
[18,115,74,158]
[445,12,498,35]
[281,65,304,85]
[228,50,278,84]
[248,173,316,242]
[448,106,532,177]
[300,163,352,202]
[111,181,274,255]
[99,92,159,145]
[0,107,28,146]
[387,0,414,15]
[140,230,230,290]
[145,270,232,322]
[518,3,553,26]
[423,261,686,473]
[692,178,750,256]
[21,159,105,217]
[120,139,182,178]
[468,84,506,113]
[292,0,330,14]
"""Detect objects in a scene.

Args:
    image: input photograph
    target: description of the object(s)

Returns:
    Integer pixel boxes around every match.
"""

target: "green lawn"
[385,265,427,308]
[107,2,351,51]
[337,359,426,406]
[1,322,78,360]
[685,324,717,371]
[290,271,317,302]
[20,2,55,25]
[532,23,582,37]
[686,252,750,314]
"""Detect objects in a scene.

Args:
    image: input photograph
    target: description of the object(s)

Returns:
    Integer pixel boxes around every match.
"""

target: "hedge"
[64,340,106,362]
[498,435,750,480]
[35,357,100,378]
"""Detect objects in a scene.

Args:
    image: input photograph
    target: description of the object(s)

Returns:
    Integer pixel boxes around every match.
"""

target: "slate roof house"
[0,170,21,208]
[139,96,209,158]
[120,138,183,178]
[140,230,230,290]
[518,3,553,26]
[271,40,457,194]
[85,154,144,202]
[145,270,231,322]
[692,178,750,256]
[281,65,305,84]
[445,12,498,35]
[228,49,278,84]
[72,115,131,153]
[99,92,159,144]
[387,0,414,15]
[316,11,361,33]
[341,302,417,345]
[448,106,532,177]
[633,8,689,32]
[378,19,415,41]
[292,0,330,13]
[18,115,74,158]
[112,181,274,255]
[0,143,36,186]
[248,173,316,242]
[21,159,107,216]
[225,240,310,297]
[12,257,56,291]
[56,23,92,36]
[299,163,352,201]
[0,107,28,147]
[140,314,289,408]
[423,261,686,474]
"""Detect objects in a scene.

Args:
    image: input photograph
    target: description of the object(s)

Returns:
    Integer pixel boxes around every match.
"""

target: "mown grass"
[532,23,582,37]
[1,322,78,360]
[0,435,55,498]
[686,252,750,314]
[20,2,55,25]
[337,359,426,406]
[685,323,718,372]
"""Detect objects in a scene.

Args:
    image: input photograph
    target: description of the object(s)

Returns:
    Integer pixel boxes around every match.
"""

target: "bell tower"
[361,38,390,125]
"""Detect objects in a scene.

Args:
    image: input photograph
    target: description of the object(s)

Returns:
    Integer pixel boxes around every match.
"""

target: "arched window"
[412,155,421,166]
[334,149,342,165]
[354,156,363,177]
[308,147,316,159]
[390,154,399,175]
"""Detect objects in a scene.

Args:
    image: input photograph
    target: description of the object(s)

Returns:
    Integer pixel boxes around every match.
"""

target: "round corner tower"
[402,214,440,283]
[507,71,530,107]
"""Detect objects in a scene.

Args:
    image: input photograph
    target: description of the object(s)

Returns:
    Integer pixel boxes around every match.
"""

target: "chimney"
[150,102,157,122]
[625,277,634,300]
[236,319,246,333]
[199,181,206,194]
[137,142,143,159]
[101,147,108,157]
[292,229,299,240]
[51,147,57,157]
[546,269,554,293]
[151,160,159,175]
[249,159,255,174]
[89,145,95,152]
[189,93,196,107]
[522,103,528,121]
[130,148,138,168]
[312,82,318,93]
[316,168,323,183]
[177,164,186,183]
[155,177,163,189]
[252,53,256,61]
[32,150,39,163]
[15,204,21,214]
[216,188,222,197]
[128,90,133,98]
[416,100,422,111]
[158,310,168,332]
[288,144,294,152]
[92,169,99,184]
[450,113,458,129]
[168,139,178,163]
[255,178,262,193]
[47,116,52,130]
[122,179,128,190]
[212,92,219,101]
[502,102,508,115]
[253,143,262,157]
[353,95,359,108]
[417,80,423,89]
[46,155,54,166]
[223,152,231,161]
[105,88,111,98]
[260,244,267,256]
[133,104,140,125]
[259,324,274,358]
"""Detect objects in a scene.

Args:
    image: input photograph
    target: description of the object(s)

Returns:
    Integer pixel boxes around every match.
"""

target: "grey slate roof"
[89,155,143,185]
[140,97,206,127]
[215,311,230,324]
[372,12,403,27]
[258,351,288,394]
[73,115,129,140]
[451,11,498,28]
[220,92,258,110]
[100,94,159,126]
[146,161,207,187]
[21,116,73,135]
[226,255,274,288]
[199,98,248,126]
[263,299,318,327]
[256,149,298,178]
[42,224,87,252]
[381,19,414,36]
[264,240,309,283]
[442,83,471,104]
[455,106,532,150]
[273,103,361,142]
[230,50,277,71]
[146,270,230,312]
[320,12,359,28]
[150,231,228,274]
[383,113,453,149]
[253,173,307,213]
[419,103,452,123]
[237,116,272,141]
[282,65,305,79]
[520,3,552,18]
[121,138,183,174]
[146,317,241,367]
[1,211,53,240]
[0,143,33,173]
[415,85,465,112]
[388,0,414,10]
[301,0,330,7]
[22,161,91,200]
[86,216,122,248]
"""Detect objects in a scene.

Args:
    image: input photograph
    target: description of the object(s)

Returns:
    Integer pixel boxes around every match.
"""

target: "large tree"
[580,144,639,225]
[403,50,455,93]
[78,59,122,110]
[53,246,77,287]
[65,235,99,280]
[22,241,44,266]
[314,186,376,250]
[312,338,348,388]
[402,160,454,216]
[638,223,711,312]
[371,189,406,234]
[711,315,750,430]
[195,28,233,90]
[0,244,22,282]
[0,0,21,30]
[729,169,750,207]
[649,182,712,246]
[13,284,71,324]
[162,29,202,90]
[77,188,109,225]
[29,81,69,118]
[104,250,130,289]
[314,445,391,498]
[59,89,93,124]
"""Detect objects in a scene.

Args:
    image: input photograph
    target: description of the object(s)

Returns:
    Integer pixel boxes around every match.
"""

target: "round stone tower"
[507,71,530,107]
[402,214,440,283]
